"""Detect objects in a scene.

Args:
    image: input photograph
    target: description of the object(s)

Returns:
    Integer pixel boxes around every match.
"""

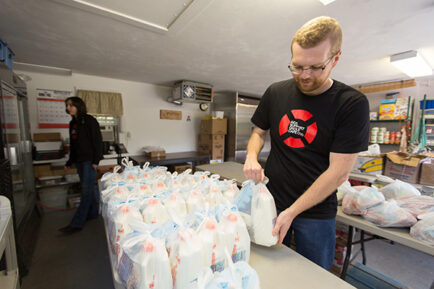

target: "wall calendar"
[37,89,72,128]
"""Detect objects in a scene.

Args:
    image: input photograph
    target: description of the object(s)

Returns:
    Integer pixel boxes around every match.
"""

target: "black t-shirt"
[251,79,370,219]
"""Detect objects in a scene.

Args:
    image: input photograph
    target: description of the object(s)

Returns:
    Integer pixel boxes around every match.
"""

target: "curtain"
[77,89,123,116]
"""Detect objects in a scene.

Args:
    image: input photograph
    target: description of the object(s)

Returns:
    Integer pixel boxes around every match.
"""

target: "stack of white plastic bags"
[339,179,434,244]
[100,158,262,289]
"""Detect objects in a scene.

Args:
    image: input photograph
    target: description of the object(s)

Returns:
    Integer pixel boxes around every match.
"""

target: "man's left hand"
[92,164,98,171]
[272,208,296,244]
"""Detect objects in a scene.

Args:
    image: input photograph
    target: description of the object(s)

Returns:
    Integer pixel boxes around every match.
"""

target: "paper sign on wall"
[37,89,72,128]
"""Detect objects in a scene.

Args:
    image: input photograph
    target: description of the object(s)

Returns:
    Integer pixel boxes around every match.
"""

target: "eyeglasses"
[288,53,336,75]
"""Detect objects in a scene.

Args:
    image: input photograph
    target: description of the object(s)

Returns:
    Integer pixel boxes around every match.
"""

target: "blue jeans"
[277,209,335,270]
[70,161,99,228]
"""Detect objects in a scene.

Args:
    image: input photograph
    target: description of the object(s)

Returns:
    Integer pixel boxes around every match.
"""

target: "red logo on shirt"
[279,109,317,148]
[71,124,78,140]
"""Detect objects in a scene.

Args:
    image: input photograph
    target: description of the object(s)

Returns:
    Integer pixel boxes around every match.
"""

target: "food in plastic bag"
[342,186,385,215]
[164,192,188,219]
[186,189,205,214]
[170,228,204,289]
[205,184,224,209]
[206,250,260,289]
[142,198,170,225]
[395,195,434,217]
[218,210,250,264]
[250,183,278,246]
[109,204,143,264]
[234,179,278,246]
[410,215,434,245]
[222,180,240,203]
[117,233,173,289]
[380,179,421,200]
[198,217,225,273]
[363,200,417,227]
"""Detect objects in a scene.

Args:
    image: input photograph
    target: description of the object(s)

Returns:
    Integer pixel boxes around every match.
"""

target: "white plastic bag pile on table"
[100,158,260,289]
[340,179,434,244]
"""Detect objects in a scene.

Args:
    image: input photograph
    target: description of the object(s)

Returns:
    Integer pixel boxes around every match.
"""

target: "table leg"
[360,230,367,265]
[340,225,354,280]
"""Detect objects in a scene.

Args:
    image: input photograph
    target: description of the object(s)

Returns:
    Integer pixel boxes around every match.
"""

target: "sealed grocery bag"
[207,250,260,289]
[380,179,421,200]
[363,200,417,227]
[197,216,225,273]
[142,197,170,225]
[117,232,172,289]
[234,179,277,247]
[410,215,434,245]
[251,182,278,246]
[169,228,204,289]
[218,208,250,264]
[342,186,385,215]
[164,192,188,219]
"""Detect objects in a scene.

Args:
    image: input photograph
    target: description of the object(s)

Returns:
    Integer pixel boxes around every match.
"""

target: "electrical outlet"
[126,131,131,138]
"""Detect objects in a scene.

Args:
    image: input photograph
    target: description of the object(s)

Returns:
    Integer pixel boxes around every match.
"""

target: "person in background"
[243,16,369,269]
[59,96,103,234]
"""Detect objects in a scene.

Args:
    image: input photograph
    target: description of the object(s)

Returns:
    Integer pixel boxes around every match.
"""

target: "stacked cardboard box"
[198,118,227,161]
[330,222,353,276]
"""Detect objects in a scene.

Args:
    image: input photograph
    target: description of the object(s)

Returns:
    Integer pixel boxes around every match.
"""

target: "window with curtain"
[77,89,123,116]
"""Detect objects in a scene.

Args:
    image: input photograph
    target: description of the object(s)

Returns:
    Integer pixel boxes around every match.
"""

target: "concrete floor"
[352,236,434,289]
[21,209,114,289]
[20,209,434,289]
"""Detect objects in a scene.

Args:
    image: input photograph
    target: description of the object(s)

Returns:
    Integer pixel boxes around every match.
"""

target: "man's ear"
[331,50,342,68]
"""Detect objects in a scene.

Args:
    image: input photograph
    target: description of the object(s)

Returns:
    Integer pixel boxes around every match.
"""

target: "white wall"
[16,70,209,155]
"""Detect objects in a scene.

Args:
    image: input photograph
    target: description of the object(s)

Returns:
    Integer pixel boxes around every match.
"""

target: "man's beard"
[294,76,325,94]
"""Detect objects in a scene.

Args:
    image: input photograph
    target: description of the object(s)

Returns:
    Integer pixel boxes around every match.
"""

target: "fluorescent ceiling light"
[318,0,336,5]
[14,62,72,75]
[390,50,433,78]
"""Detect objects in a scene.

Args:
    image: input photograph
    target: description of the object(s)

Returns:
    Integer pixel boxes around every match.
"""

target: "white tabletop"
[250,243,354,288]
[196,161,246,185]
[336,207,434,256]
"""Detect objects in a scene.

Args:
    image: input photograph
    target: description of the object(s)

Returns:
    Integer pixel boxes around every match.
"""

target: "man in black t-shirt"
[243,16,369,269]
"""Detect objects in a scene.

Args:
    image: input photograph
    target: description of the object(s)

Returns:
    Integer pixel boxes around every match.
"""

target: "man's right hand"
[243,156,265,183]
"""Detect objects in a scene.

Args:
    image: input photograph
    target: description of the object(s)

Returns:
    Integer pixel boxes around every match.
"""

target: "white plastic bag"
[197,217,225,273]
[380,179,421,200]
[169,228,204,289]
[207,250,260,289]
[342,186,385,215]
[410,215,434,245]
[164,192,188,219]
[395,195,434,217]
[142,198,170,225]
[250,182,278,246]
[117,233,173,289]
[363,200,417,227]
[218,210,250,264]
[234,179,277,246]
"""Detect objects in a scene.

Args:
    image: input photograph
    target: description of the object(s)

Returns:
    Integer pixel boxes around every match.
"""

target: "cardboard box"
[34,164,52,178]
[200,118,227,135]
[33,132,62,142]
[384,152,426,183]
[198,134,225,160]
[352,156,384,175]
[419,158,434,186]
[379,99,396,120]
[145,150,166,158]
[171,163,193,174]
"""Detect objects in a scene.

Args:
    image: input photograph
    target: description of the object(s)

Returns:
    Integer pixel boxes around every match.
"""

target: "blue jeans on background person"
[70,161,99,228]
[277,209,335,270]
